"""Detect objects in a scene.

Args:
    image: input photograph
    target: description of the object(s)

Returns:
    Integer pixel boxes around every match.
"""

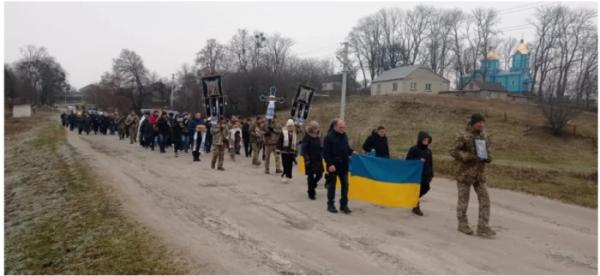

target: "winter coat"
[406,131,434,183]
[262,120,282,145]
[277,128,298,154]
[301,133,324,174]
[450,124,492,184]
[125,114,139,130]
[156,116,171,135]
[362,130,390,158]
[181,118,190,135]
[228,127,243,150]
[171,119,183,144]
[188,118,205,133]
[210,123,229,146]
[242,122,250,142]
[141,118,154,137]
[323,129,354,172]
[249,122,265,144]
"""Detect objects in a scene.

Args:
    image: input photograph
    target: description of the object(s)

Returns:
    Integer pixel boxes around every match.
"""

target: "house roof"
[372,65,448,83]
[466,80,507,92]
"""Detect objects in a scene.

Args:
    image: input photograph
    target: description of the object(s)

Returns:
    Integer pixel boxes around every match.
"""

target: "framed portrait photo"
[474,138,489,161]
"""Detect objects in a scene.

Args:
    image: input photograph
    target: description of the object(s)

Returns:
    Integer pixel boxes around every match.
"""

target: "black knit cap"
[469,113,486,126]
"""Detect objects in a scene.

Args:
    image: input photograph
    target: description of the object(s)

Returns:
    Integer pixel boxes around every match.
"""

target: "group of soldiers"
[60,110,130,136]
[60,108,496,239]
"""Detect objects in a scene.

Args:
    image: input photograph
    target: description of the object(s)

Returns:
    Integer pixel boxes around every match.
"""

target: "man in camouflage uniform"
[262,116,282,174]
[250,116,265,166]
[450,113,496,238]
[125,110,139,144]
[210,117,229,171]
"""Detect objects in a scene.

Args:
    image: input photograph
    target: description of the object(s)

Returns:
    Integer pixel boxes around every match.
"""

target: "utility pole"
[340,41,349,120]
[169,73,175,110]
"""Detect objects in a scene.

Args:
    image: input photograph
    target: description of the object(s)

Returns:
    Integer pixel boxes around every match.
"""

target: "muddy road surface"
[66,128,597,274]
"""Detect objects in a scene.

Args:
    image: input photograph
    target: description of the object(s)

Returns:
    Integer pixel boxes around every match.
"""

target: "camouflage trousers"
[264,144,281,172]
[211,145,225,169]
[251,142,263,165]
[456,180,490,227]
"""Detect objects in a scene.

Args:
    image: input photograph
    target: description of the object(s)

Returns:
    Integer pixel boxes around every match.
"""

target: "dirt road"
[66,128,597,274]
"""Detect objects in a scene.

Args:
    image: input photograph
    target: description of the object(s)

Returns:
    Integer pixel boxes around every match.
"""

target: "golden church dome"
[515,39,529,54]
[485,49,499,60]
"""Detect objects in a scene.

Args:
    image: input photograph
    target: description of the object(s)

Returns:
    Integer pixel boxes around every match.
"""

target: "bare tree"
[425,8,454,76]
[250,31,267,71]
[498,37,518,70]
[448,9,468,89]
[14,45,69,105]
[112,49,148,111]
[228,29,251,72]
[471,7,501,81]
[195,38,225,74]
[404,5,433,65]
[264,33,294,73]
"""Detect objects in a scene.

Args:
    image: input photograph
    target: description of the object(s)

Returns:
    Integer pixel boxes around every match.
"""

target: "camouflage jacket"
[211,123,230,146]
[449,125,493,184]
[249,122,265,144]
[262,121,282,145]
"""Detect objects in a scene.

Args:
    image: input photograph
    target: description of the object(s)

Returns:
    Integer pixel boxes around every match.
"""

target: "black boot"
[412,203,424,216]
[340,206,352,214]
[327,206,338,213]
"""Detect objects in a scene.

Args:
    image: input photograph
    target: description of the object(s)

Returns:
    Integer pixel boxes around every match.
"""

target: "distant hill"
[278,94,598,208]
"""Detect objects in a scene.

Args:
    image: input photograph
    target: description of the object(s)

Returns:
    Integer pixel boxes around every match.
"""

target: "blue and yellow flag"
[298,155,423,208]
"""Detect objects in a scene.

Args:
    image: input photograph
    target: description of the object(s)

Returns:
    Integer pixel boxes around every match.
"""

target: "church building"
[461,39,531,94]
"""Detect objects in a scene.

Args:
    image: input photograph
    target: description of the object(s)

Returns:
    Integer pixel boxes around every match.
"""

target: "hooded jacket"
[406,131,433,183]
[362,130,390,158]
[301,131,324,174]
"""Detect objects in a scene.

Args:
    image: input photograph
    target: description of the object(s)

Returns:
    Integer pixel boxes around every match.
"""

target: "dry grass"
[279,94,597,208]
[5,114,188,274]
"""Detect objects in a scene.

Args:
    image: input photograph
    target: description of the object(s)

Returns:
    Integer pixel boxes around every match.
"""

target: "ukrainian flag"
[298,155,423,208]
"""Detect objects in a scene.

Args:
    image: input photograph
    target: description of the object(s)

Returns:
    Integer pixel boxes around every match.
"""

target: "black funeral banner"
[290,84,316,125]
[201,75,224,121]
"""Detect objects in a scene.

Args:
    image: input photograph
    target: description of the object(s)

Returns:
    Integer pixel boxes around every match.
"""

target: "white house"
[370,65,450,96]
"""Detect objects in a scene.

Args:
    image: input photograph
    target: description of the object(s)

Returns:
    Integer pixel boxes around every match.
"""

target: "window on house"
[392,82,398,91]
[410,82,417,91]
[425,83,432,91]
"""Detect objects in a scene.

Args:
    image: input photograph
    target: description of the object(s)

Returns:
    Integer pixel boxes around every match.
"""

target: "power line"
[498,2,544,14]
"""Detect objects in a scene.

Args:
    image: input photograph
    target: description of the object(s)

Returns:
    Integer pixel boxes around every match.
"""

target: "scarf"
[282,127,297,149]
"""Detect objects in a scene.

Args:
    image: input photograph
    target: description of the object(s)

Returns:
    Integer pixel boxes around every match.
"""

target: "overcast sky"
[4,1,597,88]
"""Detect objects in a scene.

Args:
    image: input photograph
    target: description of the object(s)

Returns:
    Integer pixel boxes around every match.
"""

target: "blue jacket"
[188,118,205,133]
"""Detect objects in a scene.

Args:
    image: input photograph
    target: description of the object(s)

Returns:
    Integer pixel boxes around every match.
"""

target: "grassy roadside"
[279,94,597,208]
[5,114,188,274]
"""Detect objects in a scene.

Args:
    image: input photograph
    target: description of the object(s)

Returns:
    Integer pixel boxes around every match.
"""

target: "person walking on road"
[301,120,324,200]
[277,119,298,183]
[323,119,354,214]
[406,131,434,216]
[450,113,496,238]
[210,117,229,170]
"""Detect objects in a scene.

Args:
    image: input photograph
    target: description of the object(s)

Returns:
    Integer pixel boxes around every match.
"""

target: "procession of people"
[60,108,496,238]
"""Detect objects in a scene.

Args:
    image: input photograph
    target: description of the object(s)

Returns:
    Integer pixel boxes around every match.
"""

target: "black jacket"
[362,130,390,158]
[323,129,353,172]
[301,134,324,174]
[141,119,154,137]
[171,119,183,143]
[157,116,171,135]
[406,131,433,183]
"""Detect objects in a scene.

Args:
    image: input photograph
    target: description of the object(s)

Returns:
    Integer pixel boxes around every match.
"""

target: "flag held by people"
[298,154,423,208]
[349,155,422,208]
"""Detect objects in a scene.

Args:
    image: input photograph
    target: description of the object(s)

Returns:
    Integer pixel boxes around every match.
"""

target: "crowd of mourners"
[60,109,496,238]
